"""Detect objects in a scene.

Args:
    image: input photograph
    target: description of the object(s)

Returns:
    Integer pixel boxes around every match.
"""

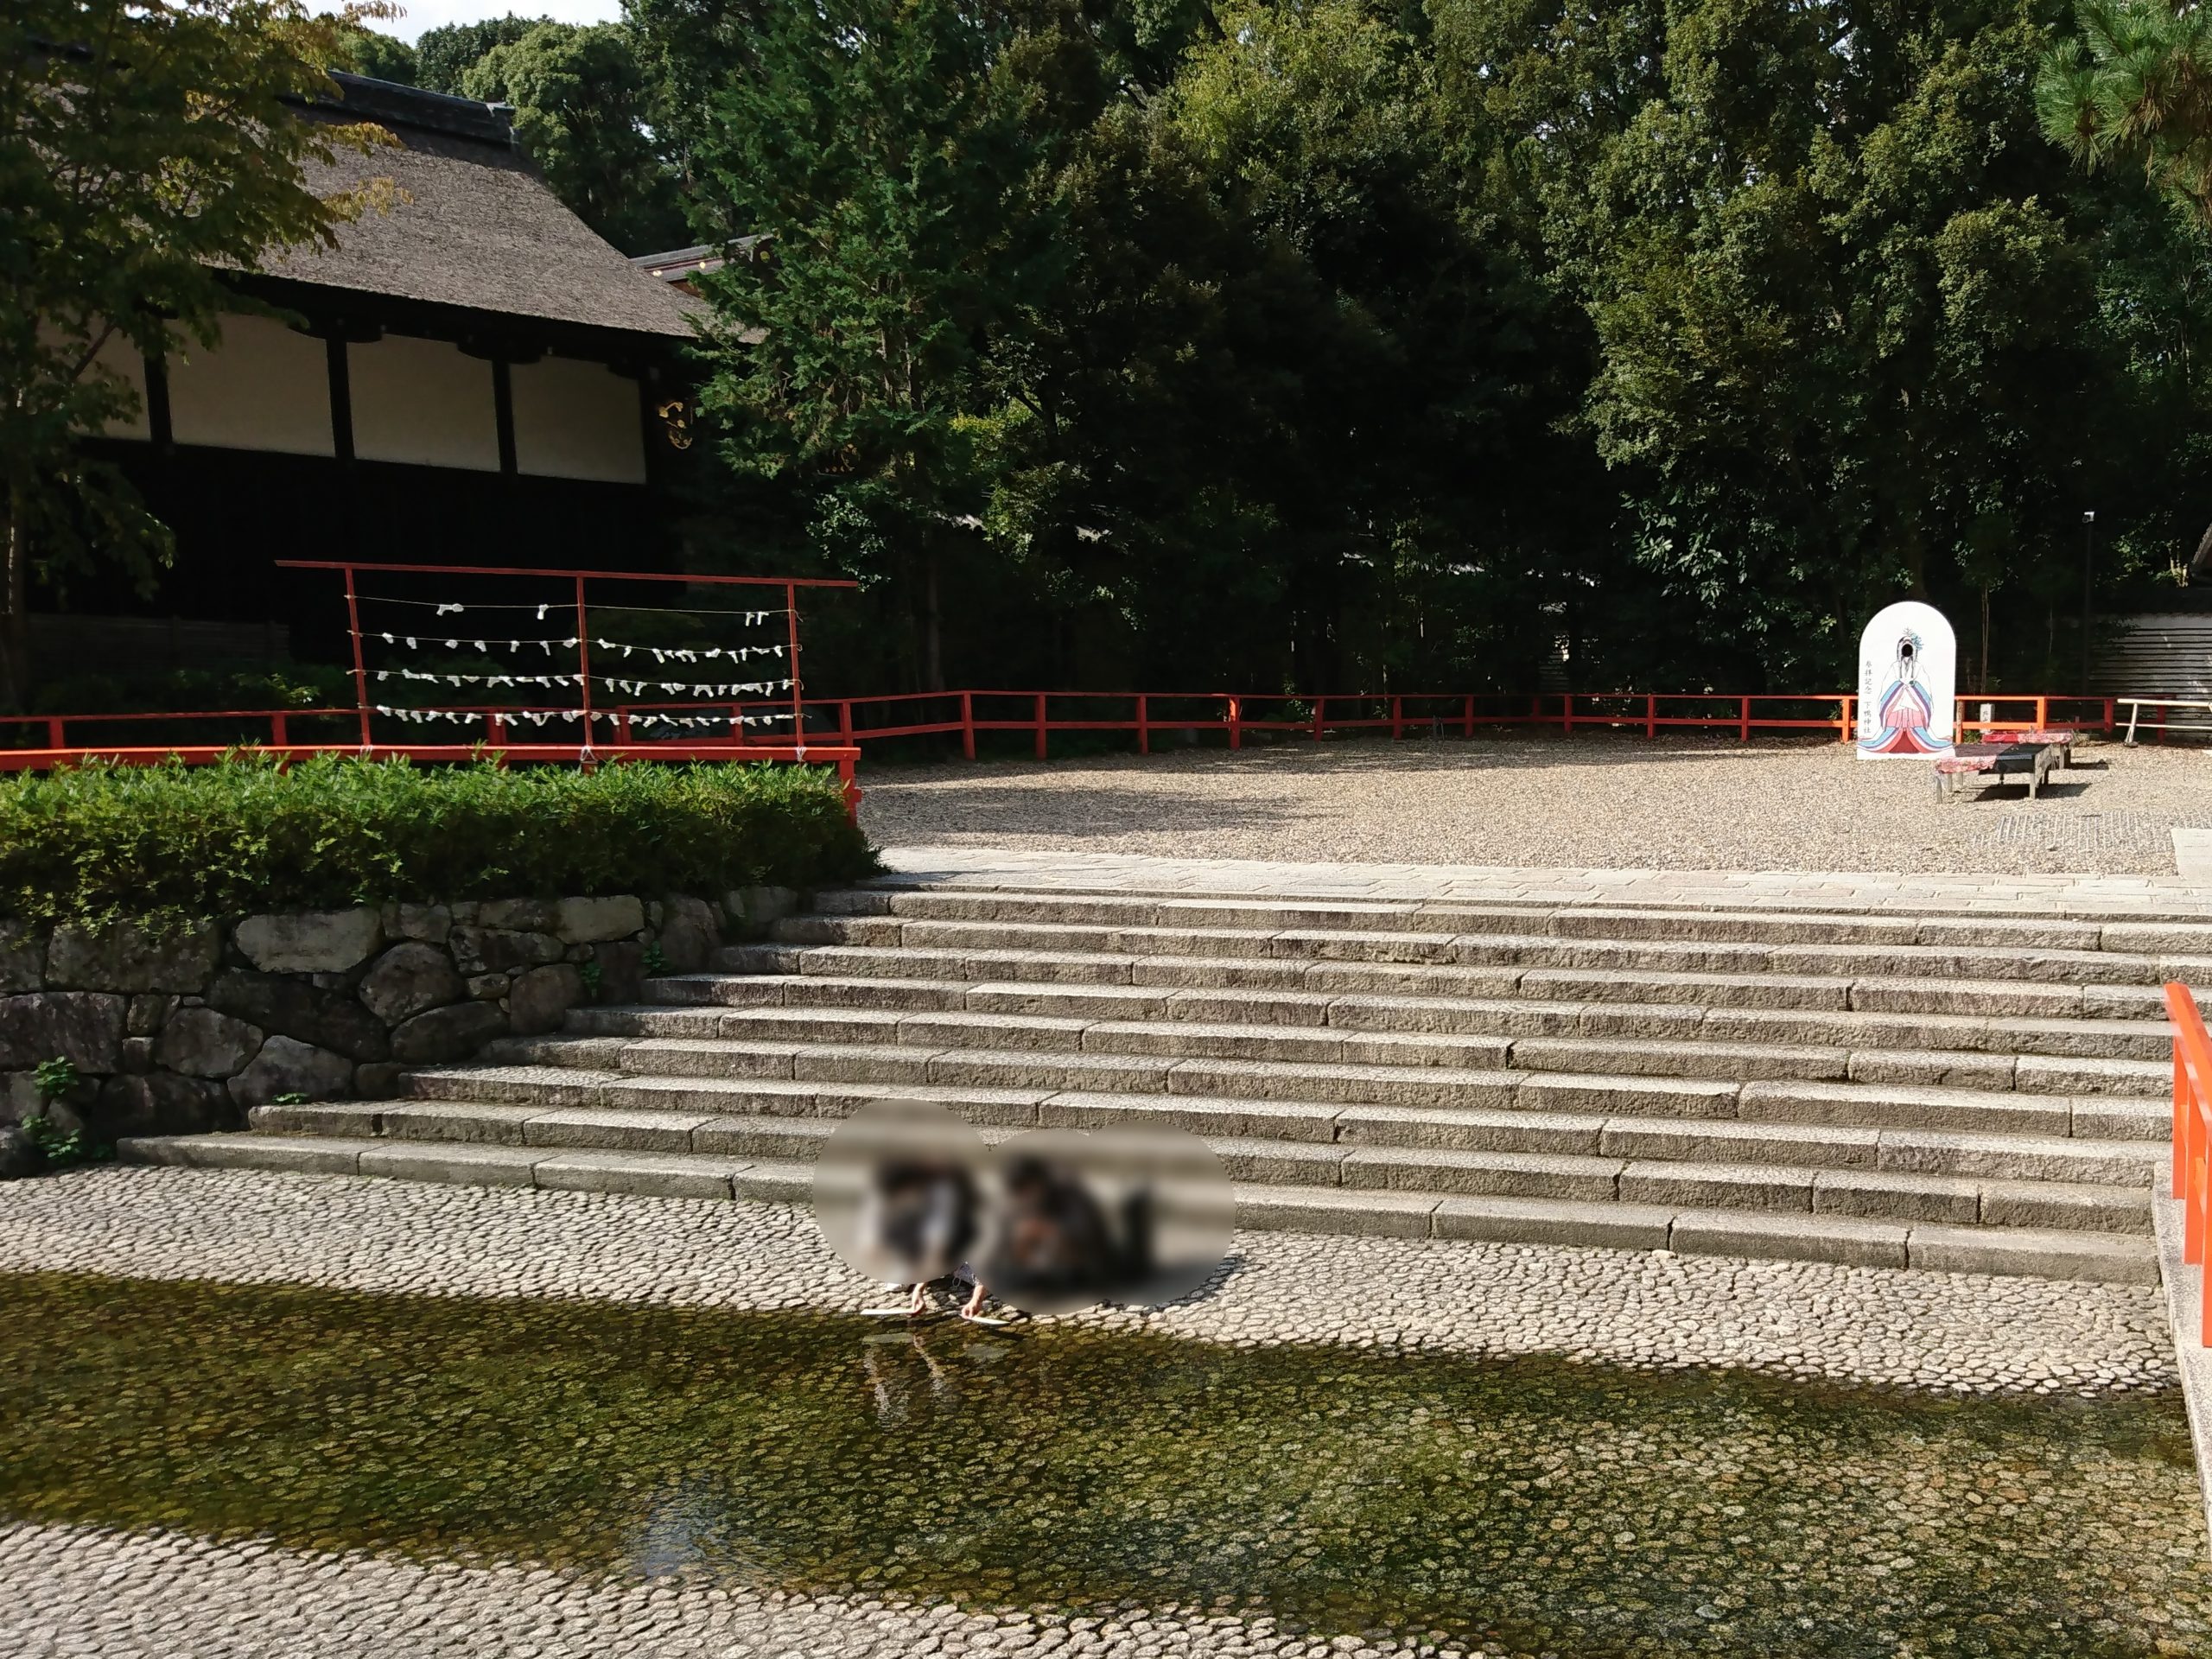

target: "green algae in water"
[2,1272,2208,1656]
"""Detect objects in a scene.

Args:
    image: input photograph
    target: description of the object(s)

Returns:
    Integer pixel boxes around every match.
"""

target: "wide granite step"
[115,1130,2158,1283]
[629,976,2172,1061]
[758,914,2212,988]
[246,1097,2155,1235]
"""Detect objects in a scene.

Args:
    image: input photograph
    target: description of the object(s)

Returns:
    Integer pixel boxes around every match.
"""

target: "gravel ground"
[857,734,2212,875]
[0,1166,2174,1394]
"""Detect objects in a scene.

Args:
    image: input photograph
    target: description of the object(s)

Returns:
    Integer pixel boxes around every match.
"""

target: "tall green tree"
[2038,0,2212,228]
[415,10,543,93]
[0,0,394,709]
[461,22,687,252]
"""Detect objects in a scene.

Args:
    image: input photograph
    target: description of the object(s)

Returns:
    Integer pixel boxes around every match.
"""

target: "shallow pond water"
[3,1271,2208,1656]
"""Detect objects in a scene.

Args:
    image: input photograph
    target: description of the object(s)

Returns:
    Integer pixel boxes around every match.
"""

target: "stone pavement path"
[0,1169,2186,1659]
[879,843,2212,918]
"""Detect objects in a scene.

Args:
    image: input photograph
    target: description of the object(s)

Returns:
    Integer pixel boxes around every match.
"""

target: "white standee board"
[1856,601,1956,760]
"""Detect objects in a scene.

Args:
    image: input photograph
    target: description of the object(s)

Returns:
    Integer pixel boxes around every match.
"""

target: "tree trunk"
[922,545,944,693]
[0,485,29,713]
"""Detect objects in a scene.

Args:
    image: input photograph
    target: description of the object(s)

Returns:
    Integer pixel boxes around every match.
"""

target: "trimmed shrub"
[0,755,877,930]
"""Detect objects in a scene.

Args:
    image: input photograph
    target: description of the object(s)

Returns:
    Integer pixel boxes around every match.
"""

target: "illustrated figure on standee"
[1861,627,1942,755]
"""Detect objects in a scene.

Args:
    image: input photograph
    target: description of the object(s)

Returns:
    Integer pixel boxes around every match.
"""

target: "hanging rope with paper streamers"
[314,562,842,750]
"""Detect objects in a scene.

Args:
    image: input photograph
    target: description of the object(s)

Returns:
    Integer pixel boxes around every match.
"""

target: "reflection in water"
[1,1270,2208,1656]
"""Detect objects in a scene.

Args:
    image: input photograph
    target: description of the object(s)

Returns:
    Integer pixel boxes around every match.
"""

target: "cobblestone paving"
[858,734,2212,879]
[0,1168,2192,1659]
[0,1521,1559,1659]
[0,1166,2174,1392]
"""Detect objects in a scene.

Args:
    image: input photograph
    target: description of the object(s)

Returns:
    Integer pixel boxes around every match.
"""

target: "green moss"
[0,754,876,931]
[2,1272,2207,1651]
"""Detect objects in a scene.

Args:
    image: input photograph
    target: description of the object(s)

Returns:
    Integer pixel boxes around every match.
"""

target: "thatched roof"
[251,73,696,342]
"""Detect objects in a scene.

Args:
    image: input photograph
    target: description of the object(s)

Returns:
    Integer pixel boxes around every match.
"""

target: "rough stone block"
[154,1007,264,1079]
[207,971,387,1062]
[655,895,720,973]
[227,1035,354,1108]
[234,909,382,975]
[507,963,586,1036]
[1811,1168,1980,1224]
[390,1001,508,1064]
[124,993,175,1037]
[474,899,558,932]
[727,886,798,936]
[120,1035,156,1074]
[45,920,219,994]
[358,943,467,1026]
[0,921,42,995]
[556,894,645,944]
[449,926,563,976]
[1234,1185,1434,1236]
[1904,1222,2156,1284]
[0,990,126,1072]
[387,903,454,944]
[94,1072,235,1137]
[467,973,508,1002]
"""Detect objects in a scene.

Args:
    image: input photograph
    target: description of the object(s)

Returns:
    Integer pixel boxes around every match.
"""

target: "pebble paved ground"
[0,1167,2175,1393]
[858,734,2212,875]
[0,1168,2194,1658]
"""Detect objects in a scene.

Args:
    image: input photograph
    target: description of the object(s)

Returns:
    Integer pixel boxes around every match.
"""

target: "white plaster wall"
[349,334,499,471]
[91,328,151,440]
[166,313,334,456]
[511,355,647,484]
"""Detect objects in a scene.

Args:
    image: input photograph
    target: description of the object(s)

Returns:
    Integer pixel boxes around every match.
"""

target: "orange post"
[960,692,976,760]
[837,700,854,744]
[1034,693,1048,760]
[1644,694,1656,740]
[1738,696,1751,742]
[2164,982,2212,1344]
[1838,696,1853,745]
[1136,694,1149,756]
[2034,695,2048,732]
[1227,696,1242,751]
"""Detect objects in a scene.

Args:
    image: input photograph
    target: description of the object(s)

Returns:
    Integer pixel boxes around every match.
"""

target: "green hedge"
[0,756,878,930]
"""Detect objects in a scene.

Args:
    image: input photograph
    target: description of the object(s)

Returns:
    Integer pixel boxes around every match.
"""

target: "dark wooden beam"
[325,335,355,467]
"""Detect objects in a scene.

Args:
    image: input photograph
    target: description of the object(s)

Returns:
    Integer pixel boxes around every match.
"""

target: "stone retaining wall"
[0,887,797,1142]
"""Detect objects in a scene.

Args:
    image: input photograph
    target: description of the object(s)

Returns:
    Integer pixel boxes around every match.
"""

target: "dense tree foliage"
[412,11,543,93]
[460,22,687,251]
[634,0,2212,696]
[0,0,394,710]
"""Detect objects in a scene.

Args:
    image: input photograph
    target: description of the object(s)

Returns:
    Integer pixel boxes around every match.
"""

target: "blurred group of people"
[860,1151,1159,1319]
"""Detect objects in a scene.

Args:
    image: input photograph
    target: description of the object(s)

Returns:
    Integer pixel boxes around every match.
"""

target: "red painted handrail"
[2168,982,2212,1347]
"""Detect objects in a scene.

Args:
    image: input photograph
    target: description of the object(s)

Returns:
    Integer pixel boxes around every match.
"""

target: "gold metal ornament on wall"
[656,398,694,450]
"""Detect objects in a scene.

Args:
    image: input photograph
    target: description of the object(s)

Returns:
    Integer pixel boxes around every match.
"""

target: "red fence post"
[1227,696,1242,751]
[837,700,854,746]
[2034,695,2048,732]
[270,713,289,747]
[1390,696,1403,741]
[1838,696,1853,745]
[1738,696,1751,742]
[2105,697,2116,735]
[960,692,976,760]
[1462,695,1474,738]
[1136,694,1149,756]
[1562,696,1573,735]
[1313,696,1325,743]
[1034,692,1048,760]
[1644,694,1656,741]
[45,717,64,749]
[838,755,862,823]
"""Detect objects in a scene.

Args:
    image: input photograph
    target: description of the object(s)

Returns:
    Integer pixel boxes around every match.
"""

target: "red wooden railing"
[2169,982,2212,1348]
[772,690,2120,758]
[0,690,2125,779]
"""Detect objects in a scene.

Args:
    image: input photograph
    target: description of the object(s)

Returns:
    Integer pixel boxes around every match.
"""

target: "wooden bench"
[1934,737,2069,802]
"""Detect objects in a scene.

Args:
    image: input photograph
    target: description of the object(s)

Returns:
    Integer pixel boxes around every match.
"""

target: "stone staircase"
[120,884,2194,1284]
